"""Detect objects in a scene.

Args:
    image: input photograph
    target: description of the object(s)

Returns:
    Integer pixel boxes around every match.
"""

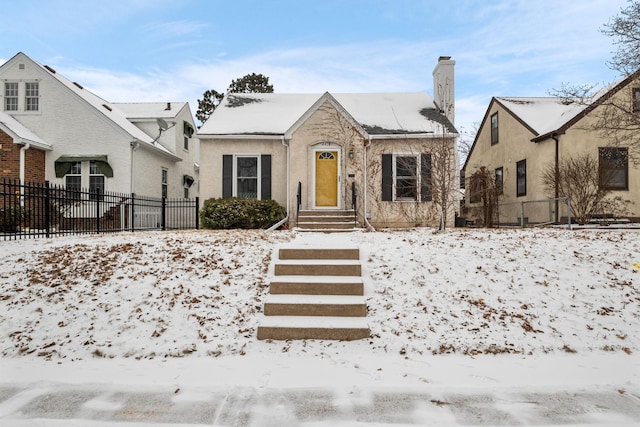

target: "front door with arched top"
[314,149,339,208]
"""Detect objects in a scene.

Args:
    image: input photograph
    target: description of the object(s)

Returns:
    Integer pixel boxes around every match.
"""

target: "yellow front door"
[315,151,338,207]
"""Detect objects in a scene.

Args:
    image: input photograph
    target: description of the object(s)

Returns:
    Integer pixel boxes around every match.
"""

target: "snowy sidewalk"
[1,354,639,426]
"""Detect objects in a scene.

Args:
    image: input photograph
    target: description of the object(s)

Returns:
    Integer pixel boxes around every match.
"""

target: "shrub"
[200,197,285,229]
[0,205,30,232]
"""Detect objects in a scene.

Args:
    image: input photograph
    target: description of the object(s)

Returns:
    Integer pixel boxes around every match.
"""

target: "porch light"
[348,149,354,160]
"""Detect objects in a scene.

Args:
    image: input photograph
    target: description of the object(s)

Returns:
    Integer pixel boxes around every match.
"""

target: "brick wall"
[0,129,46,183]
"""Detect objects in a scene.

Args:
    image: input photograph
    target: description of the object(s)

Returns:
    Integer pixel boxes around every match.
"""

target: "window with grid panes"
[4,82,18,111]
[25,82,39,111]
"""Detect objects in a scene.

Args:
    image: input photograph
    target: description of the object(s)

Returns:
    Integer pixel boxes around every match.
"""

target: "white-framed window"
[382,153,432,202]
[25,82,39,111]
[4,82,18,111]
[234,155,259,199]
[394,154,419,200]
[89,161,105,200]
[183,122,194,151]
[65,161,82,196]
[161,168,168,198]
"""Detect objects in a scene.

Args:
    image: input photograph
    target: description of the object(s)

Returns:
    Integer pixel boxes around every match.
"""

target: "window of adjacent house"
[599,147,629,190]
[236,156,259,199]
[89,161,105,200]
[161,169,168,198]
[516,159,526,197]
[183,122,194,151]
[490,112,499,145]
[495,167,504,195]
[4,82,18,111]
[65,161,82,193]
[394,155,418,200]
[25,82,39,111]
[633,88,640,112]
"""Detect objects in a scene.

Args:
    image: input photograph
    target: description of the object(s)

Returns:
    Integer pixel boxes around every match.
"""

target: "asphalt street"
[1,383,639,426]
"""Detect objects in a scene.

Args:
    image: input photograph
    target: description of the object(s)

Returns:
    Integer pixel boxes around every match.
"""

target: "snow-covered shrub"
[199,197,285,229]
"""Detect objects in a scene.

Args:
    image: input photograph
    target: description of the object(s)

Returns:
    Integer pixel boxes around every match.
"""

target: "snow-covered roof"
[495,97,582,136]
[112,102,188,120]
[198,92,457,137]
[0,111,51,150]
[15,54,180,159]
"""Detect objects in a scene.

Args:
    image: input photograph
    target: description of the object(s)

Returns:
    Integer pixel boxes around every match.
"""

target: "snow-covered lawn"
[0,228,638,362]
[1,228,639,425]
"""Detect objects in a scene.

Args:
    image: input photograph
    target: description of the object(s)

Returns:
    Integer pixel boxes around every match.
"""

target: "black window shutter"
[222,155,232,198]
[421,153,432,202]
[381,153,393,201]
[261,154,272,200]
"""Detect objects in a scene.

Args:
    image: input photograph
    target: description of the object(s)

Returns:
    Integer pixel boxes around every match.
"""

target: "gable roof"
[0,111,51,150]
[197,92,457,137]
[495,97,581,136]
[463,69,640,172]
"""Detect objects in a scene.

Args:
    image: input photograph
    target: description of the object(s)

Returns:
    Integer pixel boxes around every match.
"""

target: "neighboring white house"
[0,52,199,200]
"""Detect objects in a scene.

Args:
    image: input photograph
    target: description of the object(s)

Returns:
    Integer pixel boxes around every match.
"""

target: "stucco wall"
[199,137,287,206]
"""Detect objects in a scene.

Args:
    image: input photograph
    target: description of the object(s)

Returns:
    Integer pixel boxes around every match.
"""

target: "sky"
[0,0,630,138]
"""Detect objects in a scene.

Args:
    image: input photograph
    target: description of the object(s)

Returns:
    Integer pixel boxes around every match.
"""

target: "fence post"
[45,181,51,238]
[195,197,200,230]
[161,197,166,231]
[131,193,135,232]
[96,188,101,234]
[520,202,525,228]
[567,198,572,230]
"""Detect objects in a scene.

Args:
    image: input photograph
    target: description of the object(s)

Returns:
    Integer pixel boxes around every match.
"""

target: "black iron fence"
[1,179,199,240]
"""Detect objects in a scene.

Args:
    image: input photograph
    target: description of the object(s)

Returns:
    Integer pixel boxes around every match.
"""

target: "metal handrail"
[296,181,301,229]
[351,181,357,228]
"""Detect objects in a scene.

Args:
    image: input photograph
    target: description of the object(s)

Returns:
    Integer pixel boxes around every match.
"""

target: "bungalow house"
[463,71,640,226]
[198,57,459,229]
[0,52,199,200]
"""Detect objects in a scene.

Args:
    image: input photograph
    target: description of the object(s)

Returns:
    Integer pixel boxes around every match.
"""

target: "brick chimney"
[432,56,455,125]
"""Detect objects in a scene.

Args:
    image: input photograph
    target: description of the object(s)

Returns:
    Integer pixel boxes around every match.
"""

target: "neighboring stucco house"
[463,71,640,225]
[198,57,459,229]
[0,52,199,199]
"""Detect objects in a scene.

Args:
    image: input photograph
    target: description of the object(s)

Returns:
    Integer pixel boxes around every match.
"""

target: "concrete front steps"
[257,246,370,341]
[296,210,357,232]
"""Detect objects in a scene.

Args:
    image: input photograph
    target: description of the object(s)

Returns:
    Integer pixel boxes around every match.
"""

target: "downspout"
[552,134,560,224]
[130,140,140,194]
[267,135,290,231]
[363,135,375,231]
[19,143,31,207]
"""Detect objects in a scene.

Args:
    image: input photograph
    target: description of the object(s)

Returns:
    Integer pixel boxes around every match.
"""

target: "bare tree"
[549,2,640,164]
[467,167,499,227]
[540,153,632,224]
[431,129,458,230]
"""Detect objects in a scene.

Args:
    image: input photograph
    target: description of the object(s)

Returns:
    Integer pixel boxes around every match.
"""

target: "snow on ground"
[0,228,637,362]
[0,228,639,426]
